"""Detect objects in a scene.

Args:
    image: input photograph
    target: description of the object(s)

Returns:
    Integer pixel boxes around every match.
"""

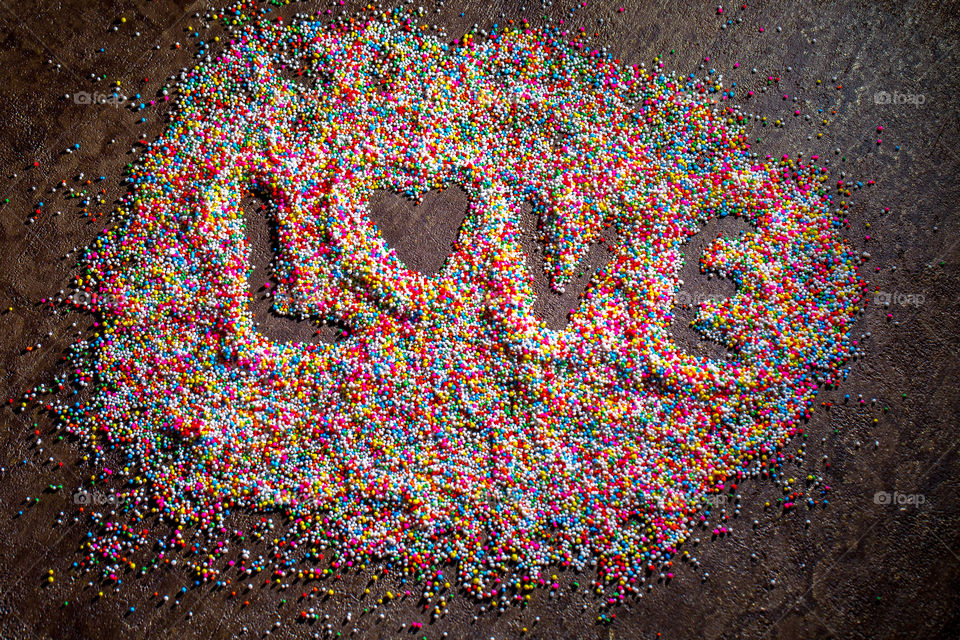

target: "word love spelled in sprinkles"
[59,16,864,599]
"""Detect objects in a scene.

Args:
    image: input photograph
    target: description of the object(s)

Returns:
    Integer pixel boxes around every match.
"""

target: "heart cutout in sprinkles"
[55,15,865,597]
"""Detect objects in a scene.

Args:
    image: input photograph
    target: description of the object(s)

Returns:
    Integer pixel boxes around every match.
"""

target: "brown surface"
[1,1,960,639]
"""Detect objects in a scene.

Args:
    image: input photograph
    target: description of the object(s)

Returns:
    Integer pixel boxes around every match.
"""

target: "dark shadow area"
[671,215,754,359]
[243,193,348,345]
[368,186,470,276]
[519,204,618,330]
[276,60,330,91]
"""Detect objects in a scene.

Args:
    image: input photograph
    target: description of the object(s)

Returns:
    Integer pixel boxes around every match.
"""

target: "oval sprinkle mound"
[58,14,864,600]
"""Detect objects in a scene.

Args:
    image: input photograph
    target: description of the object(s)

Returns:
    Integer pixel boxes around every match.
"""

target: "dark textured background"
[1,1,959,638]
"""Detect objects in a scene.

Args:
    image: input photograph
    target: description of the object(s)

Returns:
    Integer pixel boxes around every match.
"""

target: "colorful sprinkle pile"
[56,13,864,601]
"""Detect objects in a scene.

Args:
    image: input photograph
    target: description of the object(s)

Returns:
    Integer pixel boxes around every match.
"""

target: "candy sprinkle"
[53,13,864,602]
